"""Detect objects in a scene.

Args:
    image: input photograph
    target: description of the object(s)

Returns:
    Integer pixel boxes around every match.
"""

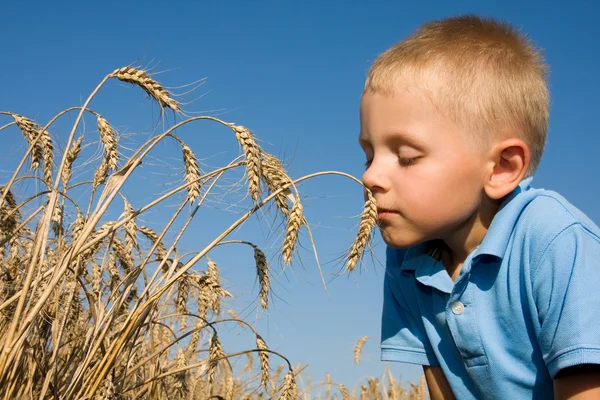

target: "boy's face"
[359,89,489,248]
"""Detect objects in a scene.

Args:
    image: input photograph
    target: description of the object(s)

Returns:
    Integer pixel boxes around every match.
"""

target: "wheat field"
[0,66,425,399]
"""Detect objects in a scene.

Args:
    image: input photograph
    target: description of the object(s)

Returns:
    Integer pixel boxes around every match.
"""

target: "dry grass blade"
[256,334,270,390]
[282,199,304,265]
[97,116,119,171]
[346,191,377,272]
[325,373,332,398]
[231,125,262,203]
[354,336,368,365]
[110,66,181,112]
[279,370,298,400]
[181,141,200,205]
[254,246,269,309]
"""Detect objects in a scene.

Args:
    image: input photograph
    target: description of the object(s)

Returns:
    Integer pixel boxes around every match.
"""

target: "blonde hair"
[364,15,549,176]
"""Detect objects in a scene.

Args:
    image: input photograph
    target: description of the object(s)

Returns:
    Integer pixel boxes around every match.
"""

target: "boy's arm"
[530,223,600,398]
[553,365,600,400]
[423,366,455,400]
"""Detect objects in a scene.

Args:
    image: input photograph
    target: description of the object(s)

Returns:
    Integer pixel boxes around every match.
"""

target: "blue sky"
[2,0,599,393]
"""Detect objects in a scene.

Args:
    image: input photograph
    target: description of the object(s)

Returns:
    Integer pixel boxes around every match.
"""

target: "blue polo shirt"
[381,178,600,399]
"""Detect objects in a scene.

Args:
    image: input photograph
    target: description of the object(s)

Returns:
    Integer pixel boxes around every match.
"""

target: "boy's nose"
[362,161,390,193]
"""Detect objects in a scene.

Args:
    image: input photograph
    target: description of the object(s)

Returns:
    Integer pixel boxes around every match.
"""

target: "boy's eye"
[398,157,419,167]
[364,159,372,168]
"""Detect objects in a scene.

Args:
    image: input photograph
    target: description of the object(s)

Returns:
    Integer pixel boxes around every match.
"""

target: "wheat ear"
[61,136,83,186]
[262,153,292,215]
[280,370,298,400]
[110,66,181,112]
[256,334,270,390]
[97,116,119,171]
[231,125,262,203]
[282,199,304,265]
[346,191,377,272]
[253,246,269,309]
[180,142,200,205]
[208,334,225,384]
[354,336,368,365]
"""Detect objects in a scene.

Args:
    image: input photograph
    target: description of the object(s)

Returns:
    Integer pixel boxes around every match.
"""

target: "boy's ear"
[484,138,530,200]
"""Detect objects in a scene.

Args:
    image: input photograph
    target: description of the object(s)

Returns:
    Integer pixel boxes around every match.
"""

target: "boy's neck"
[441,197,500,281]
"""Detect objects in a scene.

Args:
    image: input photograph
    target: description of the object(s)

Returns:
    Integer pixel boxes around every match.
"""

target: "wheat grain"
[231,125,262,203]
[256,334,270,390]
[110,66,181,112]
[346,192,377,272]
[253,246,269,309]
[282,199,303,265]
[61,136,83,186]
[354,336,368,365]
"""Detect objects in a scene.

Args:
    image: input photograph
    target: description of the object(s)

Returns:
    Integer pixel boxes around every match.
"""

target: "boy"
[359,15,600,399]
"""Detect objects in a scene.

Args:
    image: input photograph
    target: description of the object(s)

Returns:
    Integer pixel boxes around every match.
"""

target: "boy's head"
[359,15,550,250]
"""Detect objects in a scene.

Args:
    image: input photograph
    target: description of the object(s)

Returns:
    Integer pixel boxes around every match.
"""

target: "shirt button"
[451,301,465,315]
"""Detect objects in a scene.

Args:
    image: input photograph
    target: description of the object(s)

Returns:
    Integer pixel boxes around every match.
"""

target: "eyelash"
[398,157,419,167]
[364,157,419,168]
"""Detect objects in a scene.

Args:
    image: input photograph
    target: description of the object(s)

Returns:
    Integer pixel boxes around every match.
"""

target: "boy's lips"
[377,208,399,219]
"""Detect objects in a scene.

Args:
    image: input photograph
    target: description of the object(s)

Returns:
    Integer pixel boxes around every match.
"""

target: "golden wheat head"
[111,66,181,112]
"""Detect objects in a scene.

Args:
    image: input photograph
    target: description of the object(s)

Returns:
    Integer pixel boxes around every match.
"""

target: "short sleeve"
[381,247,439,366]
[532,224,600,378]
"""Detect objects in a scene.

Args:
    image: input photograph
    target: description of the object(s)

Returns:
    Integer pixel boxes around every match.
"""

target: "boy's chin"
[380,230,424,249]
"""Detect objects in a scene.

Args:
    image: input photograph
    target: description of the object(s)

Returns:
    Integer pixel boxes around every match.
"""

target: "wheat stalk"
[346,191,377,272]
[110,66,181,112]
[231,125,262,203]
[354,336,368,365]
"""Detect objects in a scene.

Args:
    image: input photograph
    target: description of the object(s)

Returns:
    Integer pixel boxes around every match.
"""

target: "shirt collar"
[472,177,539,260]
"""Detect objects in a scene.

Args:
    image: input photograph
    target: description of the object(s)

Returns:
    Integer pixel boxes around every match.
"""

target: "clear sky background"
[1,0,599,394]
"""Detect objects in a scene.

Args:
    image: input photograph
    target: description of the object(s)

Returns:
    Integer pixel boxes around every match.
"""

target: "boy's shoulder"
[514,185,600,249]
